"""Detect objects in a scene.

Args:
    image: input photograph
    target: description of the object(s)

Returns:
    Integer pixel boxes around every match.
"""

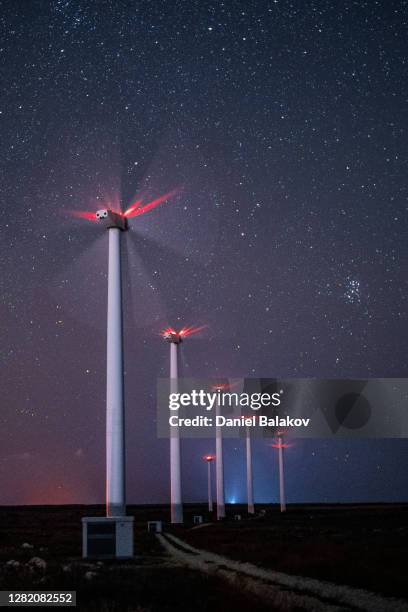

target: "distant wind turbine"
[203,454,215,512]
[162,326,205,523]
[271,432,289,513]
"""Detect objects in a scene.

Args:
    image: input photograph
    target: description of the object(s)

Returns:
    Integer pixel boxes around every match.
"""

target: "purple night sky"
[1,0,407,505]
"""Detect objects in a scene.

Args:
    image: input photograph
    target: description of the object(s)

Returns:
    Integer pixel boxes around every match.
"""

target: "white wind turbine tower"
[101,210,127,518]
[211,383,227,519]
[215,407,225,518]
[271,432,288,513]
[80,209,133,558]
[246,423,255,514]
[162,325,204,523]
[203,455,215,512]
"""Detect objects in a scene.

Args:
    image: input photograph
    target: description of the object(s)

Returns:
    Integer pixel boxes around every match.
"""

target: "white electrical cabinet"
[82,516,134,559]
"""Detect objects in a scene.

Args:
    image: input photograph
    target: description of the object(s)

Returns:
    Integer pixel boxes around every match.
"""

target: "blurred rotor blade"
[122,230,167,330]
[49,233,108,331]
[179,325,208,338]
[126,228,209,324]
[125,189,180,218]
[67,210,97,221]
[123,199,142,217]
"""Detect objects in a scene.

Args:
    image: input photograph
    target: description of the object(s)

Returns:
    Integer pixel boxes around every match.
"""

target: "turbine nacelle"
[69,189,180,228]
[161,325,207,344]
[163,330,182,344]
[96,209,128,231]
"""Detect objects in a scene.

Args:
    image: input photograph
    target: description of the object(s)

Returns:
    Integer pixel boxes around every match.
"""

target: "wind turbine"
[215,397,225,519]
[210,381,229,520]
[71,191,178,557]
[162,325,205,524]
[271,432,289,513]
[203,454,215,512]
[211,379,241,519]
[246,423,255,514]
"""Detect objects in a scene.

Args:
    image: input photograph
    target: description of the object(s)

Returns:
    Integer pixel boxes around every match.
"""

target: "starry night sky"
[1,0,408,506]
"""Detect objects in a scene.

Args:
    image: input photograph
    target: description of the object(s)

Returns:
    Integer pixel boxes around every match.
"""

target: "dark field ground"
[0,504,407,610]
[178,503,408,600]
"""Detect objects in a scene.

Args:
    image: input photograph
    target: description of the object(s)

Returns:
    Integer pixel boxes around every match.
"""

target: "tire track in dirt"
[157,532,408,612]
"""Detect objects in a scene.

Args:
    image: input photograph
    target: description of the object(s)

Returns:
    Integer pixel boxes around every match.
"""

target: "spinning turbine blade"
[51,234,108,330]
[125,189,180,218]
[123,199,142,217]
[179,325,207,338]
[126,230,205,322]
[122,230,166,328]
[68,210,97,221]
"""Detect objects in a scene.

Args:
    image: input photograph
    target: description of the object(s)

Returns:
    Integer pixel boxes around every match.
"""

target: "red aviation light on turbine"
[161,324,207,344]
[203,455,215,462]
[211,380,240,392]
[270,432,292,449]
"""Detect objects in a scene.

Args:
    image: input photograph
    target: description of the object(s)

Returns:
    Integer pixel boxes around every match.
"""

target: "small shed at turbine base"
[82,516,134,559]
